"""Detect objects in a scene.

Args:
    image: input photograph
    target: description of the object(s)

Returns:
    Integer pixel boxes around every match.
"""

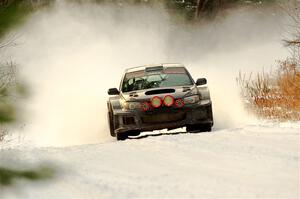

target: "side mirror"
[108,88,120,95]
[196,78,207,86]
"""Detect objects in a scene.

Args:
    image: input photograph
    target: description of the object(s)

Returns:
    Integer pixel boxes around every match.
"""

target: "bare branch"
[0,34,18,50]
[283,39,300,46]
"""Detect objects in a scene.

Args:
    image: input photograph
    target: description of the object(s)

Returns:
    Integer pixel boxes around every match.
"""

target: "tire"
[201,124,212,132]
[186,123,212,133]
[128,130,140,136]
[107,103,116,137]
[116,132,128,141]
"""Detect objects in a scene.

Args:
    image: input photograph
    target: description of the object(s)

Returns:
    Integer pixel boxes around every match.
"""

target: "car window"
[122,69,193,92]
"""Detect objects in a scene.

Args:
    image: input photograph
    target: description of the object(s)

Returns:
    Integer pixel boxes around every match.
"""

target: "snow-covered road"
[1,123,299,199]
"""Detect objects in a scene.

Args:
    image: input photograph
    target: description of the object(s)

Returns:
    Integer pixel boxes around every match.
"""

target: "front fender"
[108,96,122,114]
[197,86,211,100]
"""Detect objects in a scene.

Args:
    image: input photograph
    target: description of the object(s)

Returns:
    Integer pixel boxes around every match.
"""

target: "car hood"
[121,85,197,102]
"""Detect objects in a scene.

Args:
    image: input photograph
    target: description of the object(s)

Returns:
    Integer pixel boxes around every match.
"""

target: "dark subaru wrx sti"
[107,63,213,140]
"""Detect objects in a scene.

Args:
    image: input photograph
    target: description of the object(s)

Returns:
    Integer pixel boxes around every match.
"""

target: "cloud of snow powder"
[6,1,288,146]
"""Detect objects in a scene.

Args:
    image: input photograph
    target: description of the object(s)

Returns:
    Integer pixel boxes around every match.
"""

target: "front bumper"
[113,100,213,134]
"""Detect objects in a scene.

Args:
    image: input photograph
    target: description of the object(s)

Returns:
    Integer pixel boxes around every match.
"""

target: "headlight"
[121,101,141,110]
[184,95,200,104]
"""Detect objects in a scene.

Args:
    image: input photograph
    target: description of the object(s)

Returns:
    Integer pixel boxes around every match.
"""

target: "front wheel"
[108,104,116,137]
[116,133,128,141]
[186,123,212,133]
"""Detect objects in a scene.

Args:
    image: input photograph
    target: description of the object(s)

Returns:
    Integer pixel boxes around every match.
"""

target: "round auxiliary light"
[129,103,136,110]
[163,95,175,107]
[175,99,185,108]
[141,102,150,111]
[151,96,162,108]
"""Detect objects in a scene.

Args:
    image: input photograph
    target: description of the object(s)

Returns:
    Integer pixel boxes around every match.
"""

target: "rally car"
[107,63,213,140]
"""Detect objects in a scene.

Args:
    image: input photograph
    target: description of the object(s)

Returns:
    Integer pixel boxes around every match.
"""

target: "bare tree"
[0,37,19,141]
[279,0,300,64]
[283,1,300,46]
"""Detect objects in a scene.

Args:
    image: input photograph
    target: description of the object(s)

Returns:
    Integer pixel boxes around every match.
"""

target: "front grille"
[142,112,186,124]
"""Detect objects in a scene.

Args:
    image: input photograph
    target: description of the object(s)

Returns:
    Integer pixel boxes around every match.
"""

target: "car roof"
[125,63,185,73]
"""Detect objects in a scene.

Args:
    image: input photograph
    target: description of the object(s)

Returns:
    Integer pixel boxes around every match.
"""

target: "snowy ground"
[0,123,299,199]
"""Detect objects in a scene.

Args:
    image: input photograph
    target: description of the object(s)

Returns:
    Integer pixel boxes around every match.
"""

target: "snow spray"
[6,1,288,146]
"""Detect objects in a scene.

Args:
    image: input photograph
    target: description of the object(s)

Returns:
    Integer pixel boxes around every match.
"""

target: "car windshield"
[122,67,193,92]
